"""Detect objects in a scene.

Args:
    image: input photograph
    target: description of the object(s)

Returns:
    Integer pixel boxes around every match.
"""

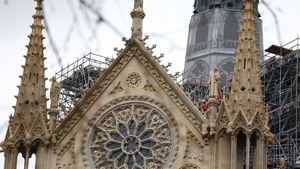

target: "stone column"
[24,146,30,169]
[208,98,220,135]
[35,144,46,169]
[49,108,58,132]
[212,138,217,169]
[4,148,18,169]
[231,135,237,169]
[246,134,250,169]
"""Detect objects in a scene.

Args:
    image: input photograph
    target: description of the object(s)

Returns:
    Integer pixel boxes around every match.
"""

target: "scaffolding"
[262,37,300,169]
[55,52,112,122]
[180,70,231,110]
[179,71,209,103]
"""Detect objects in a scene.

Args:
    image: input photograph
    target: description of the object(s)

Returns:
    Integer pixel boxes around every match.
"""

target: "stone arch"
[81,96,180,169]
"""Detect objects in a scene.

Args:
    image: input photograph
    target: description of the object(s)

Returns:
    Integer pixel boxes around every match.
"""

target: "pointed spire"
[228,0,266,123]
[130,0,145,39]
[4,0,49,145]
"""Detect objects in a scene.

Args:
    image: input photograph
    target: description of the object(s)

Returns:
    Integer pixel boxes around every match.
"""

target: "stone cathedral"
[1,0,273,169]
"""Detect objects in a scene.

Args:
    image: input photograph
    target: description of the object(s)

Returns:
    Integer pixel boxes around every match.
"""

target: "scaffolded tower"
[263,37,300,168]
[55,52,112,122]
[182,0,263,104]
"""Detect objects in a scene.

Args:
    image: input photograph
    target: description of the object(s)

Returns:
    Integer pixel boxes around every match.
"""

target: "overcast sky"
[0,0,299,167]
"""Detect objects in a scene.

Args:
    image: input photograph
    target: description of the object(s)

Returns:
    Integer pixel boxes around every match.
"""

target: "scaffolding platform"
[263,37,300,169]
[55,52,112,121]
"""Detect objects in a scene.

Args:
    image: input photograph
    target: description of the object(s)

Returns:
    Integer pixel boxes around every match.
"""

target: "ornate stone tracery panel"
[82,97,178,169]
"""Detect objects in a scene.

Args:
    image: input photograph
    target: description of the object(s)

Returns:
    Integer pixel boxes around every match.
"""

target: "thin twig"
[261,0,282,45]
[42,2,63,68]
[79,0,124,37]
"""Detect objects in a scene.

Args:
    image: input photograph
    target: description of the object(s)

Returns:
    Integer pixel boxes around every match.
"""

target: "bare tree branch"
[261,0,282,45]
[79,0,124,37]
[42,3,63,68]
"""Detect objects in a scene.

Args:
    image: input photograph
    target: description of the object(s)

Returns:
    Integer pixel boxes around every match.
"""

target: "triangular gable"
[232,111,248,131]
[29,112,49,141]
[215,102,230,127]
[55,38,208,141]
[250,112,263,132]
[10,123,27,144]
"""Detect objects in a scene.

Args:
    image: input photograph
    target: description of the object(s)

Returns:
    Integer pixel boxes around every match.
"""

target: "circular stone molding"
[81,96,179,169]
[125,72,142,88]
[179,163,201,169]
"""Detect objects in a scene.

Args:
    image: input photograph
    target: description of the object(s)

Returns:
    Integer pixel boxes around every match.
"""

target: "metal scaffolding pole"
[263,37,300,169]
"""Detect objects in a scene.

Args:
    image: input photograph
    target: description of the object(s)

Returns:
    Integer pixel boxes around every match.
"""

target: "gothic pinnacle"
[4,0,49,145]
[228,0,266,125]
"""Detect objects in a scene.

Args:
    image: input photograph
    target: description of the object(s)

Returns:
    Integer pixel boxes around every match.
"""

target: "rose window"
[88,103,174,169]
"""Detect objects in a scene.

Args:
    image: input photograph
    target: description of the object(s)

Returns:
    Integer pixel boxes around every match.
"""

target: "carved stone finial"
[131,0,145,39]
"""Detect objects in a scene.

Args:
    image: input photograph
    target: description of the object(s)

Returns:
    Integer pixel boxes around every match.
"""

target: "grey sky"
[0,0,299,167]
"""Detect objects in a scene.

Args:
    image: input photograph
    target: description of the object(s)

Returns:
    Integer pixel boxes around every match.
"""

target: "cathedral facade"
[1,0,273,169]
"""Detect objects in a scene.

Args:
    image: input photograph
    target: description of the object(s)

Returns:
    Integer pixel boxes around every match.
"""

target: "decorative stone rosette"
[83,99,178,169]
[125,72,142,88]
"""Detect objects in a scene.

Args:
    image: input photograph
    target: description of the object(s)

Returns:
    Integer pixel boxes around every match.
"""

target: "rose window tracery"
[88,103,174,169]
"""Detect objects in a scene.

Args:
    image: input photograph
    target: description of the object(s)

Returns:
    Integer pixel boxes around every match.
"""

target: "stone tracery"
[88,103,175,169]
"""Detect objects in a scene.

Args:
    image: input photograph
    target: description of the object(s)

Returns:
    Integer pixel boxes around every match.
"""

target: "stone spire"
[228,0,267,125]
[130,0,145,39]
[4,0,49,146]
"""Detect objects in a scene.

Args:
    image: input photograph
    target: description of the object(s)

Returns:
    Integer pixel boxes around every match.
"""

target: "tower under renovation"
[183,0,263,101]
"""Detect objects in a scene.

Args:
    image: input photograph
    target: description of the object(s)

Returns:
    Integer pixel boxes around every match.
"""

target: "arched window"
[16,153,24,169]
[224,12,239,41]
[29,154,36,169]
[196,15,209,43]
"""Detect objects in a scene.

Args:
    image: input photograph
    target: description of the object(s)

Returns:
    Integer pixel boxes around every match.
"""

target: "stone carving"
[184,130,204,161]
[125,72,142,88]
[252,113,262,129]
[233,112,247,130]
[87,103,174,169]
[56,137,76,168]
[110,82,124,95]
[50,76,61,110]
[219,115,229,126]
[179,163,201,169]
[143,80,156,92]
[208,68,220,98]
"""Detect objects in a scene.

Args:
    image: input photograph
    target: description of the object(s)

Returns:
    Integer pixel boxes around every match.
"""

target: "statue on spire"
[208,67,220,98]
[50,76,61,111]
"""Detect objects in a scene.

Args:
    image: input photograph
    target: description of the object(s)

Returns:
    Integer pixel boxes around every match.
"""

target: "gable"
[53,39,209,169]
[54,39,207,140]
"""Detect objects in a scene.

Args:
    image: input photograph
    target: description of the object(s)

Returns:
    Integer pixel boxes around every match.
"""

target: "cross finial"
[130,0,145,39]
